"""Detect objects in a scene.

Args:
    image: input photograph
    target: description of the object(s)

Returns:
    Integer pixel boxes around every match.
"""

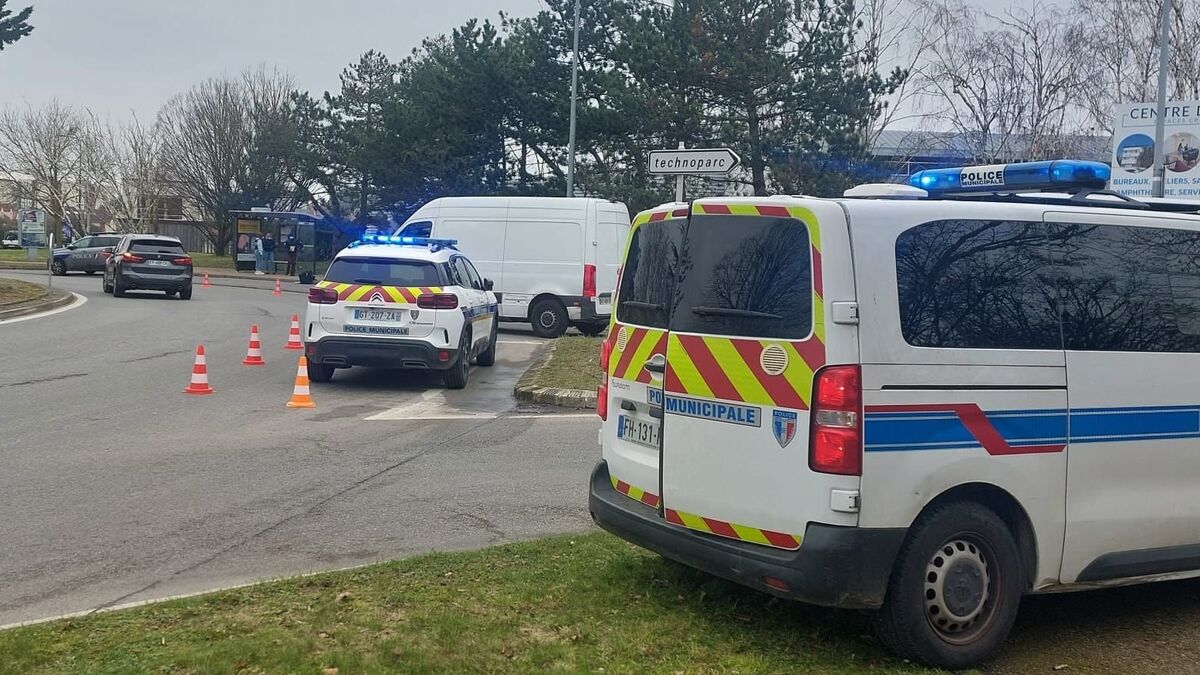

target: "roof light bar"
[350,234,459,248]
[908,160,1111,195]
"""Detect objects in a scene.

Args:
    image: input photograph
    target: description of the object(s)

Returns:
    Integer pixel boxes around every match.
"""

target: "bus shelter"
[229,210,330,280]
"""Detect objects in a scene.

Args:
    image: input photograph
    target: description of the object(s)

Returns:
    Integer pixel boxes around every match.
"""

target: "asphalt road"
[0,271,601,626]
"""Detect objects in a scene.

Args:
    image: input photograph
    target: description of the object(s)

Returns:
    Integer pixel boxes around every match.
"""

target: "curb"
[513,341,598,410]
[0,287,73,321]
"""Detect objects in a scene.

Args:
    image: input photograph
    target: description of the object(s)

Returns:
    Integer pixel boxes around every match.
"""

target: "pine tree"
[0,0,33,51]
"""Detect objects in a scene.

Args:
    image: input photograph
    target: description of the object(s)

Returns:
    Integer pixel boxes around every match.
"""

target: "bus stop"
[229,209,330,280]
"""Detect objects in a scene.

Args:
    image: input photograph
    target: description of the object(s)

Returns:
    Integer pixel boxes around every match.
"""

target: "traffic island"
[0,277,72,321]
[513,336,601,409]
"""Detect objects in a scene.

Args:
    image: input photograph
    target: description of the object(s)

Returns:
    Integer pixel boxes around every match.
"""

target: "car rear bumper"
[307,336,461,371]
[588,461,906,610]
[120,270,192,290]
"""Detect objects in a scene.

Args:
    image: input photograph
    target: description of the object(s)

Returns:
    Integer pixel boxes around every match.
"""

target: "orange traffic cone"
[272,278,282,297]
[286,355,316,408]
[284,314,303,350]
[183,344,214,395]
[242,324,266,366]
[202,273,211,289]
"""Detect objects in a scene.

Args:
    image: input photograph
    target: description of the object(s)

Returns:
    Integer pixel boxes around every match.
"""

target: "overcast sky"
[2,0,1032,123]
[0,0,547,120]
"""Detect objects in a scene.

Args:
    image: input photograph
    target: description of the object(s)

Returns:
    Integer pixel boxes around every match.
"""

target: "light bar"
[908,160,1111,195]
[352,234,459,248]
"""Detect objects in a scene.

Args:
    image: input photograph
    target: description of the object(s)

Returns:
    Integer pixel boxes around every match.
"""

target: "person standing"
[253,235,265,275]
[285,234,304,276]
[262,232,276,275]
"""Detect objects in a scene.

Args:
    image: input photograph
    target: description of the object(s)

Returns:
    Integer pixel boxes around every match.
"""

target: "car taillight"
[597,333,615,420]
[417,293,459,310]
[809,365,862,476]
[583,264,597,299]
[122,252,144,263]
[308,287,339,304]
[173,256,192,266]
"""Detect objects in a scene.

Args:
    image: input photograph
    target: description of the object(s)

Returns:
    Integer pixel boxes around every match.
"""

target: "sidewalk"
[195,267,311,294]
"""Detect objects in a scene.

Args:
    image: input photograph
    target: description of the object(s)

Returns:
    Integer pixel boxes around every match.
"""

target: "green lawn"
[0,248,47,263]
[532,336,604,391]
[0,277,46,305]
[0,533,926,675]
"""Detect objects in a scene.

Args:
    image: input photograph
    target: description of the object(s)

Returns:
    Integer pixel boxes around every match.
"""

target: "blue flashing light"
[908,160,1111,196]
[351,234,458,249]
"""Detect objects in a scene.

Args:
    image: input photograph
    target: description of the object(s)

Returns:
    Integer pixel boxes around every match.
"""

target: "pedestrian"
[285,234,304,276]
[253,235,265,275]
[262,232,276,275]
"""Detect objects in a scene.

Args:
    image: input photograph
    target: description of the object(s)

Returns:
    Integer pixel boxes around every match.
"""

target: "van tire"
[477,323,498,367]
[577,322,605,337]
[871,500,1023,670]
[530,298,567,338]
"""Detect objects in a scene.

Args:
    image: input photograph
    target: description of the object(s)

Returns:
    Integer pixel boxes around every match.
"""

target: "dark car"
[49,233,123,275]
[103,235,194,299]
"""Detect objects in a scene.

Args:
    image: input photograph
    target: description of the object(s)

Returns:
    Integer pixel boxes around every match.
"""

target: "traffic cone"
[183,344,214,395]
[242,324,266,366]
[202,273,211,289]
[272,278,282,297]
[284,314,304,350]
[286,355,316,408]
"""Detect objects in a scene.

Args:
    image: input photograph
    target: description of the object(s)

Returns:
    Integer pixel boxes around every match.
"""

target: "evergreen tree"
[0,0,32,51]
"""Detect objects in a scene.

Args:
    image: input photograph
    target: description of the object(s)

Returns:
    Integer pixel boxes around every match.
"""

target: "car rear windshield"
[324,257,442,287]
[615,219,686,329]
[670,215,813,339]
[131,240,185,254]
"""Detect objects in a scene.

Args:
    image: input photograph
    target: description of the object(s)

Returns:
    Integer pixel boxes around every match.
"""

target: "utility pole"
[1153,0,1173,198]
[566,0,582,197]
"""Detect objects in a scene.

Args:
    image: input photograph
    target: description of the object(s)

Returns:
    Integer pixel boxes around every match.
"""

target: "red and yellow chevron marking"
[315,281,443,304]
[610,475,661,508]
[665,334,824,410]
[608,324,668,383]
[630,205,690,228]
[665,507,802,550]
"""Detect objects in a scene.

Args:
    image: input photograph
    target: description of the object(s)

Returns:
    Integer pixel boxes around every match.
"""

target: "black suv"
[103,235,194,299]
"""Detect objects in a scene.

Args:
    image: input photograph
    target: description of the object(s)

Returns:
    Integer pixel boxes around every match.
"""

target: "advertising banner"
[1112,101,1200,198]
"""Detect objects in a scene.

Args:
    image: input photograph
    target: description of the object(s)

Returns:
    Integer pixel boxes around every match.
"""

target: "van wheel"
[872,501,1023,670]
[477,323,498,367]
[577,322,605,337]
[443,331,471,389]
[530,298,567,338]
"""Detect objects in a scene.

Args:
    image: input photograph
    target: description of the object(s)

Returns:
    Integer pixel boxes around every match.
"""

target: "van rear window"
[669,215,813,339]
[615,220,685,329]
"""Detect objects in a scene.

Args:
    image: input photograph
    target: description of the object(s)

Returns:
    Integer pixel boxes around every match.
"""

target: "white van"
[590,160,1200,669]
[394,197,631,337]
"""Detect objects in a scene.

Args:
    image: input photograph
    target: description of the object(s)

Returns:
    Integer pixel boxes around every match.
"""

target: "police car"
[590,160,1200,668]
[304,235,498,388]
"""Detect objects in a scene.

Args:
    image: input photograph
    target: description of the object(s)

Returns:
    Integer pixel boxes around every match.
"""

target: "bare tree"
[157,67,301,254]
[86,115,165,233]
[0,101,94,235]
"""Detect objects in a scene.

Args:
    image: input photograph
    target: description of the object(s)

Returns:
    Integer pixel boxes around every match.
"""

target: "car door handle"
[643,353,666,374]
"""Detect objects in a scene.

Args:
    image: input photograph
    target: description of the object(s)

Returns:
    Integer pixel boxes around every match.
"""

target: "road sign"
[18,208,45,227]
[648,148,741,176]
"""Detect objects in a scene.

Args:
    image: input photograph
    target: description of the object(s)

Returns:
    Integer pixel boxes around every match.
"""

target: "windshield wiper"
[353,278,383,285]
[691,306,783,320]
[622,300,664,312]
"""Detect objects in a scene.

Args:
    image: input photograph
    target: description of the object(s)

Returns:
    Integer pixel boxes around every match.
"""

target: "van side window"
[896,220,1060,350]
[402,221,432,238]
[1055,223,1200,352]
[616,220,685,329]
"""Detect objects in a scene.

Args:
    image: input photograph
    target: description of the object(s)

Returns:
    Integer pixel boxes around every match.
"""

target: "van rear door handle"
[643,353,666,374]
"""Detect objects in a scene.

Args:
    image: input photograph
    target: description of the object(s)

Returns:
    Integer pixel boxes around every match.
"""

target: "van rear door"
[658,200,859,550]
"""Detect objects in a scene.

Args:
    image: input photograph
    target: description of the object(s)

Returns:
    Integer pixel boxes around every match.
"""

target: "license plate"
[596,294,613,310]
[147,259,170,267]
[618,415,659,449]
[354,309,405,322]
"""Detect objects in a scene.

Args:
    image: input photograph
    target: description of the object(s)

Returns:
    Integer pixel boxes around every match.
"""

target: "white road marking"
[497,339,545,345]
[0,292,87,326]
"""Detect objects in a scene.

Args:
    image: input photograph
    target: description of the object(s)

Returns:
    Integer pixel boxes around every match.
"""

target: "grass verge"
[0,533,925,674]
[0,277,46,306]
[0,248,48,263]
[531,336,604,392]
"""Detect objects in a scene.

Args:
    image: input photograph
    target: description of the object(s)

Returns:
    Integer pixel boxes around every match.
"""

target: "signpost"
[648,146,741,202]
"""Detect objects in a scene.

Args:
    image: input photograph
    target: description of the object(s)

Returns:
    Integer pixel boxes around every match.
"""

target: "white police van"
[304,235,498,389]
[589,160,1200,668]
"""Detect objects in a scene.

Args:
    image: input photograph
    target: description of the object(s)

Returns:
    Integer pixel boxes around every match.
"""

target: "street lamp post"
[566,0,581,198]
[1153,0,1173,198]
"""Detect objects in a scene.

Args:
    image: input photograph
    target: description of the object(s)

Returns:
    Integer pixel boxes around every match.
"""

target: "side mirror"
[484,278,494,291]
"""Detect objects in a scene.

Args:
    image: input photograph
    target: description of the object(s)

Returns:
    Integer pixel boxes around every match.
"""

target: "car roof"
[333,243,458,263]
[124,234,183,242]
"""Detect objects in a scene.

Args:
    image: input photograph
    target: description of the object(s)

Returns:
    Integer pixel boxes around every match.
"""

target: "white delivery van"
[394,197,631,337]
[591,160,1200,669]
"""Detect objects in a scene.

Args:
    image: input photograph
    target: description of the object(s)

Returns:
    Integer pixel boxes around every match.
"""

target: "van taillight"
[809,365,862,476]
[597,334,614,420]
[583,264,597,299]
